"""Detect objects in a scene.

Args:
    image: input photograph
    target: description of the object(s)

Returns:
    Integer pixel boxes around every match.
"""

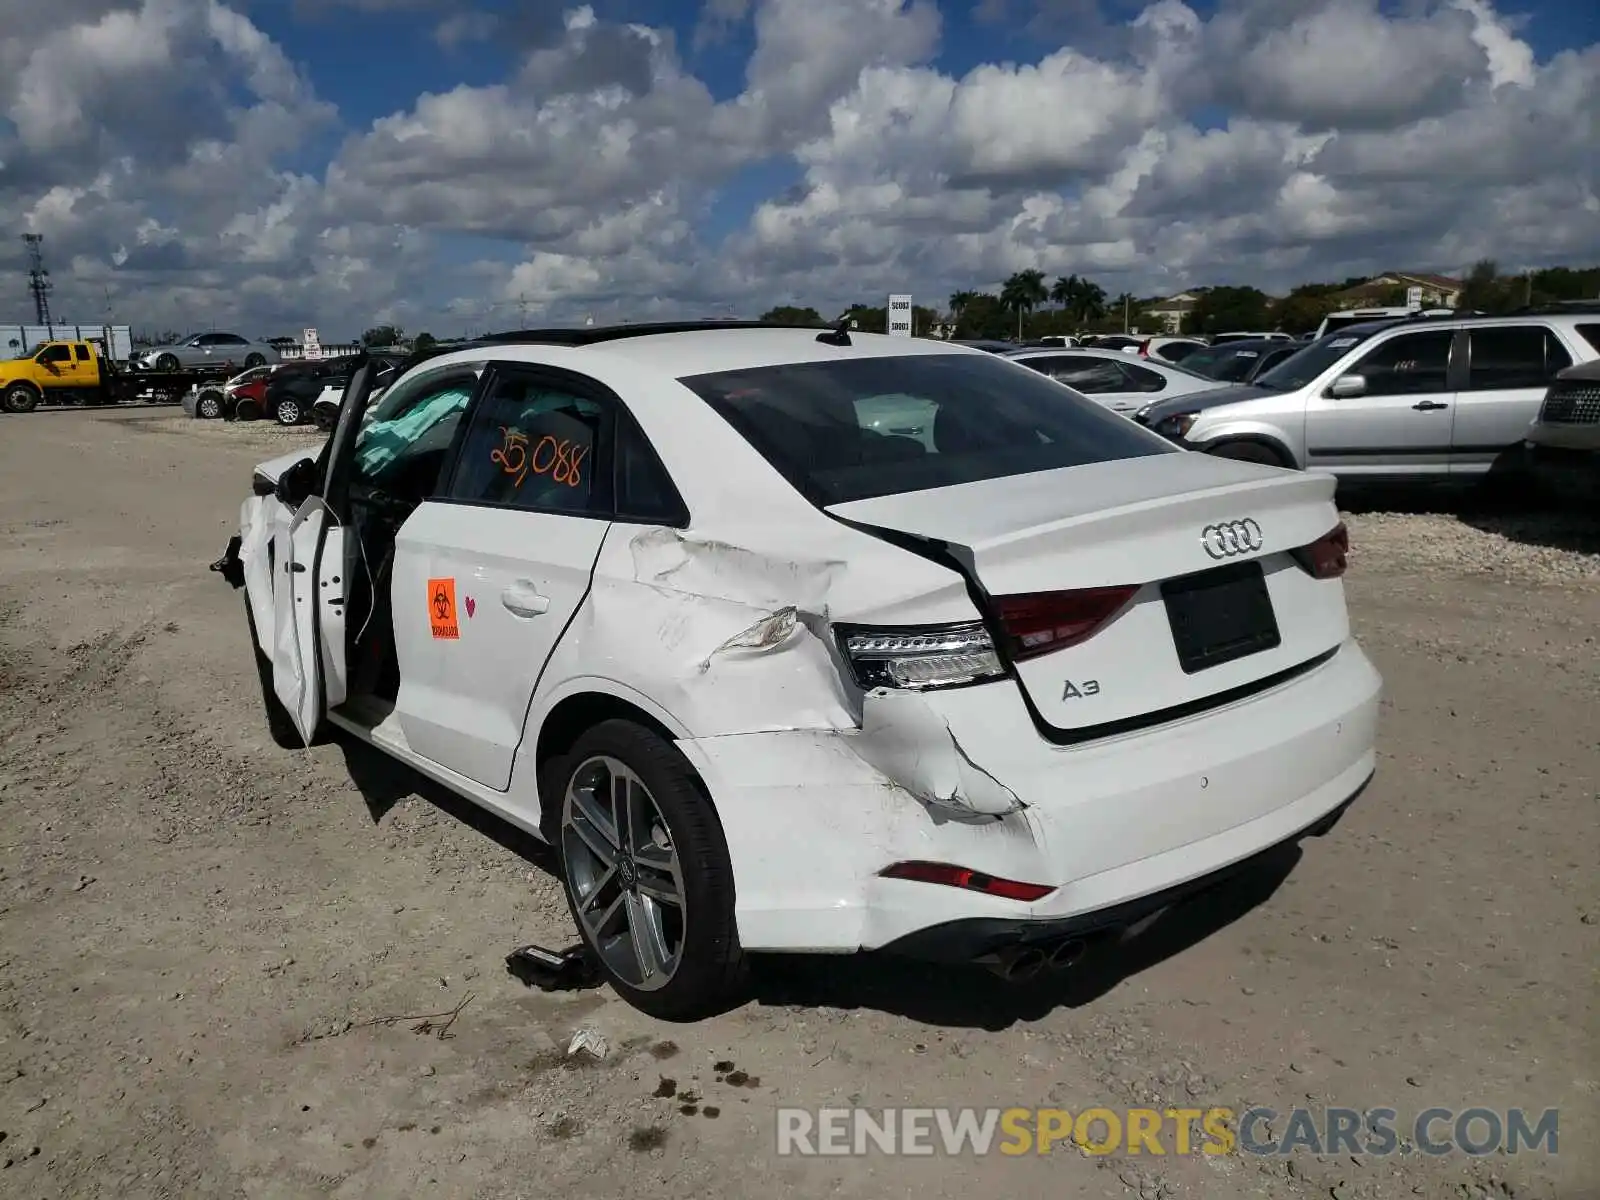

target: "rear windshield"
[678,353,1174,506]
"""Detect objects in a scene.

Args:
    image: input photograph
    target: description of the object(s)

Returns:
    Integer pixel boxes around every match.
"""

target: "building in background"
[1144,293,1199,334]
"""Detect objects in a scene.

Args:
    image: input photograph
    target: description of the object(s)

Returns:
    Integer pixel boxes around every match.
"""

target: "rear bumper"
[680,638,1381,954]
[881,774,1366,962]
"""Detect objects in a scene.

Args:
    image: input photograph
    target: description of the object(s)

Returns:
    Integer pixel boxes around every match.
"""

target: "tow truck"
[0,339,238,414]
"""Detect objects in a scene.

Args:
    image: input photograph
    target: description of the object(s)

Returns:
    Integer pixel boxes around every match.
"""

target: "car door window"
[37,345,71,364]
[1348,330,1454,396]
[446,373,615,518]
[73,344,90,362]
[1117,362,1168,393]
[351,368,481,498]
[1041,356,1129,393]
[1466,326,1573,390]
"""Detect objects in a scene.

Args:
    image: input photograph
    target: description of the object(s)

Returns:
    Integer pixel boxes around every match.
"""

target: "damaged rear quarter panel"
[528,516,982,741]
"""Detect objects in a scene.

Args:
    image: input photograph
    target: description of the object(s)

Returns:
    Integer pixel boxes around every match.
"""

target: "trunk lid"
[827,453,1349,734]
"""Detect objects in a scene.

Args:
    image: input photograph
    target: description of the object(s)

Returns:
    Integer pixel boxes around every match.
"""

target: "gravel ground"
[1,409,1596,1200]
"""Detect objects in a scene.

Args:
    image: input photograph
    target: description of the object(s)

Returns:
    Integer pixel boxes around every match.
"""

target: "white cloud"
[0,0,1593,337]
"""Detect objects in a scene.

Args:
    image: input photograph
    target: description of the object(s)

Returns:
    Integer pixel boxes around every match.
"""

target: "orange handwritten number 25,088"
[490,426,587,488]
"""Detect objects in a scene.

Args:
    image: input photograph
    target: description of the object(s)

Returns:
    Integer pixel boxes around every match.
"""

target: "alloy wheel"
[561,755,687,991]
[275,400,301,425]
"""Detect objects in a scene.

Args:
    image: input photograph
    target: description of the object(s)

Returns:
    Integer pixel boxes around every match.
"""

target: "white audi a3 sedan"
[211,321,1381,1020]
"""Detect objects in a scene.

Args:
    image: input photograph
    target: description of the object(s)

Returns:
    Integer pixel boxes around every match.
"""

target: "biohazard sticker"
[428,577,459,640]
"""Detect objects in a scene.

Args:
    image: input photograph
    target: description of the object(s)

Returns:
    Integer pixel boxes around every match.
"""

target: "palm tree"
[1001,269,1048,339]
[947,290,977,332]
[1075,279,1108,323]
[1050,274,1080,312]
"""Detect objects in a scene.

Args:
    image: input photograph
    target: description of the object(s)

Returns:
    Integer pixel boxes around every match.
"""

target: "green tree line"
[760,260,1600,340]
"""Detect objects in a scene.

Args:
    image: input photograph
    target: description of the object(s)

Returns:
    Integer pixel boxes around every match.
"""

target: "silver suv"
[1135,311,1600,484]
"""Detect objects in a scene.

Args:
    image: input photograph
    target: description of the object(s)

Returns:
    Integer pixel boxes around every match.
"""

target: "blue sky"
[4,0,1597,337]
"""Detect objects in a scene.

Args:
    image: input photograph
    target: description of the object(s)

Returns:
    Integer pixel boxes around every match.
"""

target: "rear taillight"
[880,861,1054,902]
[1291,522,1349,579]
[993,586,1139,661]
[837,622,1005,692]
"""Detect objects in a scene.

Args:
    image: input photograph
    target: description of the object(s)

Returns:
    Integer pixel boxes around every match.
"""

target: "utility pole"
[1124,293,1130,335]
[22,234,53,333]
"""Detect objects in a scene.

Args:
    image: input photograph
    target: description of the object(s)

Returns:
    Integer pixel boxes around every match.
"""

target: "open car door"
[268,356,384,745]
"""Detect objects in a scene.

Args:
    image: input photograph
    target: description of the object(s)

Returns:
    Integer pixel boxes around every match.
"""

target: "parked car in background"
[261,358,356,425]
[1178,338,1303,385]
[312,353,407,430]
[1134,311,1600,484]
[212,324,1379,1019]
[133,332,282,373]
[1005,346,1225,414]
[949,339,1016,353]
[1082,334,1144,353]
[182,384,226,420]
[207,364,274,420]
[1521,355,1600,504]
[1136,336,1207,364]
[1210,331,1293,346]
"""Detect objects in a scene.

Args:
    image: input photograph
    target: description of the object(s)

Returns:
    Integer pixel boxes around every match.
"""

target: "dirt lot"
[1,407,1596,1200]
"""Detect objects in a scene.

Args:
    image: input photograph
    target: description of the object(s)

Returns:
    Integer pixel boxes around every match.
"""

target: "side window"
[1116,362,1168,393]
[351,369,481,497]
[221,334,250,347]
[73,344,90,362]
[37,345,71,364]
[1045,356,1129,393]
[616,413,688,525]
[1468,326,1572,390]
[1576,324,1600,355]
[1349,330,1454,396]
[446,372,614,518]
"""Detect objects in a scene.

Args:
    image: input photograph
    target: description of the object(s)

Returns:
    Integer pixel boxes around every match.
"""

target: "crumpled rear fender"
[520,520,1025,822]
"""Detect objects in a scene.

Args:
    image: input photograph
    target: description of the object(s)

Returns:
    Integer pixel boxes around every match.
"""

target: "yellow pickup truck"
[1,339,229,413]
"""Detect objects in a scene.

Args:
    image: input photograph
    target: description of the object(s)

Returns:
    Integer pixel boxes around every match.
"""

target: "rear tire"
[274,398,304,426]
[244,595,310,750]
[2,383,40,414]
[551,719,746,1021]
[196,390,223,420]
[244,353,267,369]
[1208,440,1290,467]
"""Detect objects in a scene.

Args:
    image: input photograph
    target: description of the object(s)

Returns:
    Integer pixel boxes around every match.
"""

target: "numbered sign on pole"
[888,295,913,337]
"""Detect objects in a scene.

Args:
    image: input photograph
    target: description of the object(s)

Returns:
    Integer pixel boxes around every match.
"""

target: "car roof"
[1005,346,1143,362]
[412,323,990,379]
[1191,338,1293,352]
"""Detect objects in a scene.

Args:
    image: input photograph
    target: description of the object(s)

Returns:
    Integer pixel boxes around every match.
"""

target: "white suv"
[1135,312,1600,483]
[211,322,1381,1018]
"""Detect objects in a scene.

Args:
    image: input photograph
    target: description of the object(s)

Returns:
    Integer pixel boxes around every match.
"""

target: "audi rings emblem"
[1201,518,1264,559]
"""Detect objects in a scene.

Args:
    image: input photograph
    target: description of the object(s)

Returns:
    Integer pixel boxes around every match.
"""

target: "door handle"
[501,582,550,618]
[1412,400,1449,411]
